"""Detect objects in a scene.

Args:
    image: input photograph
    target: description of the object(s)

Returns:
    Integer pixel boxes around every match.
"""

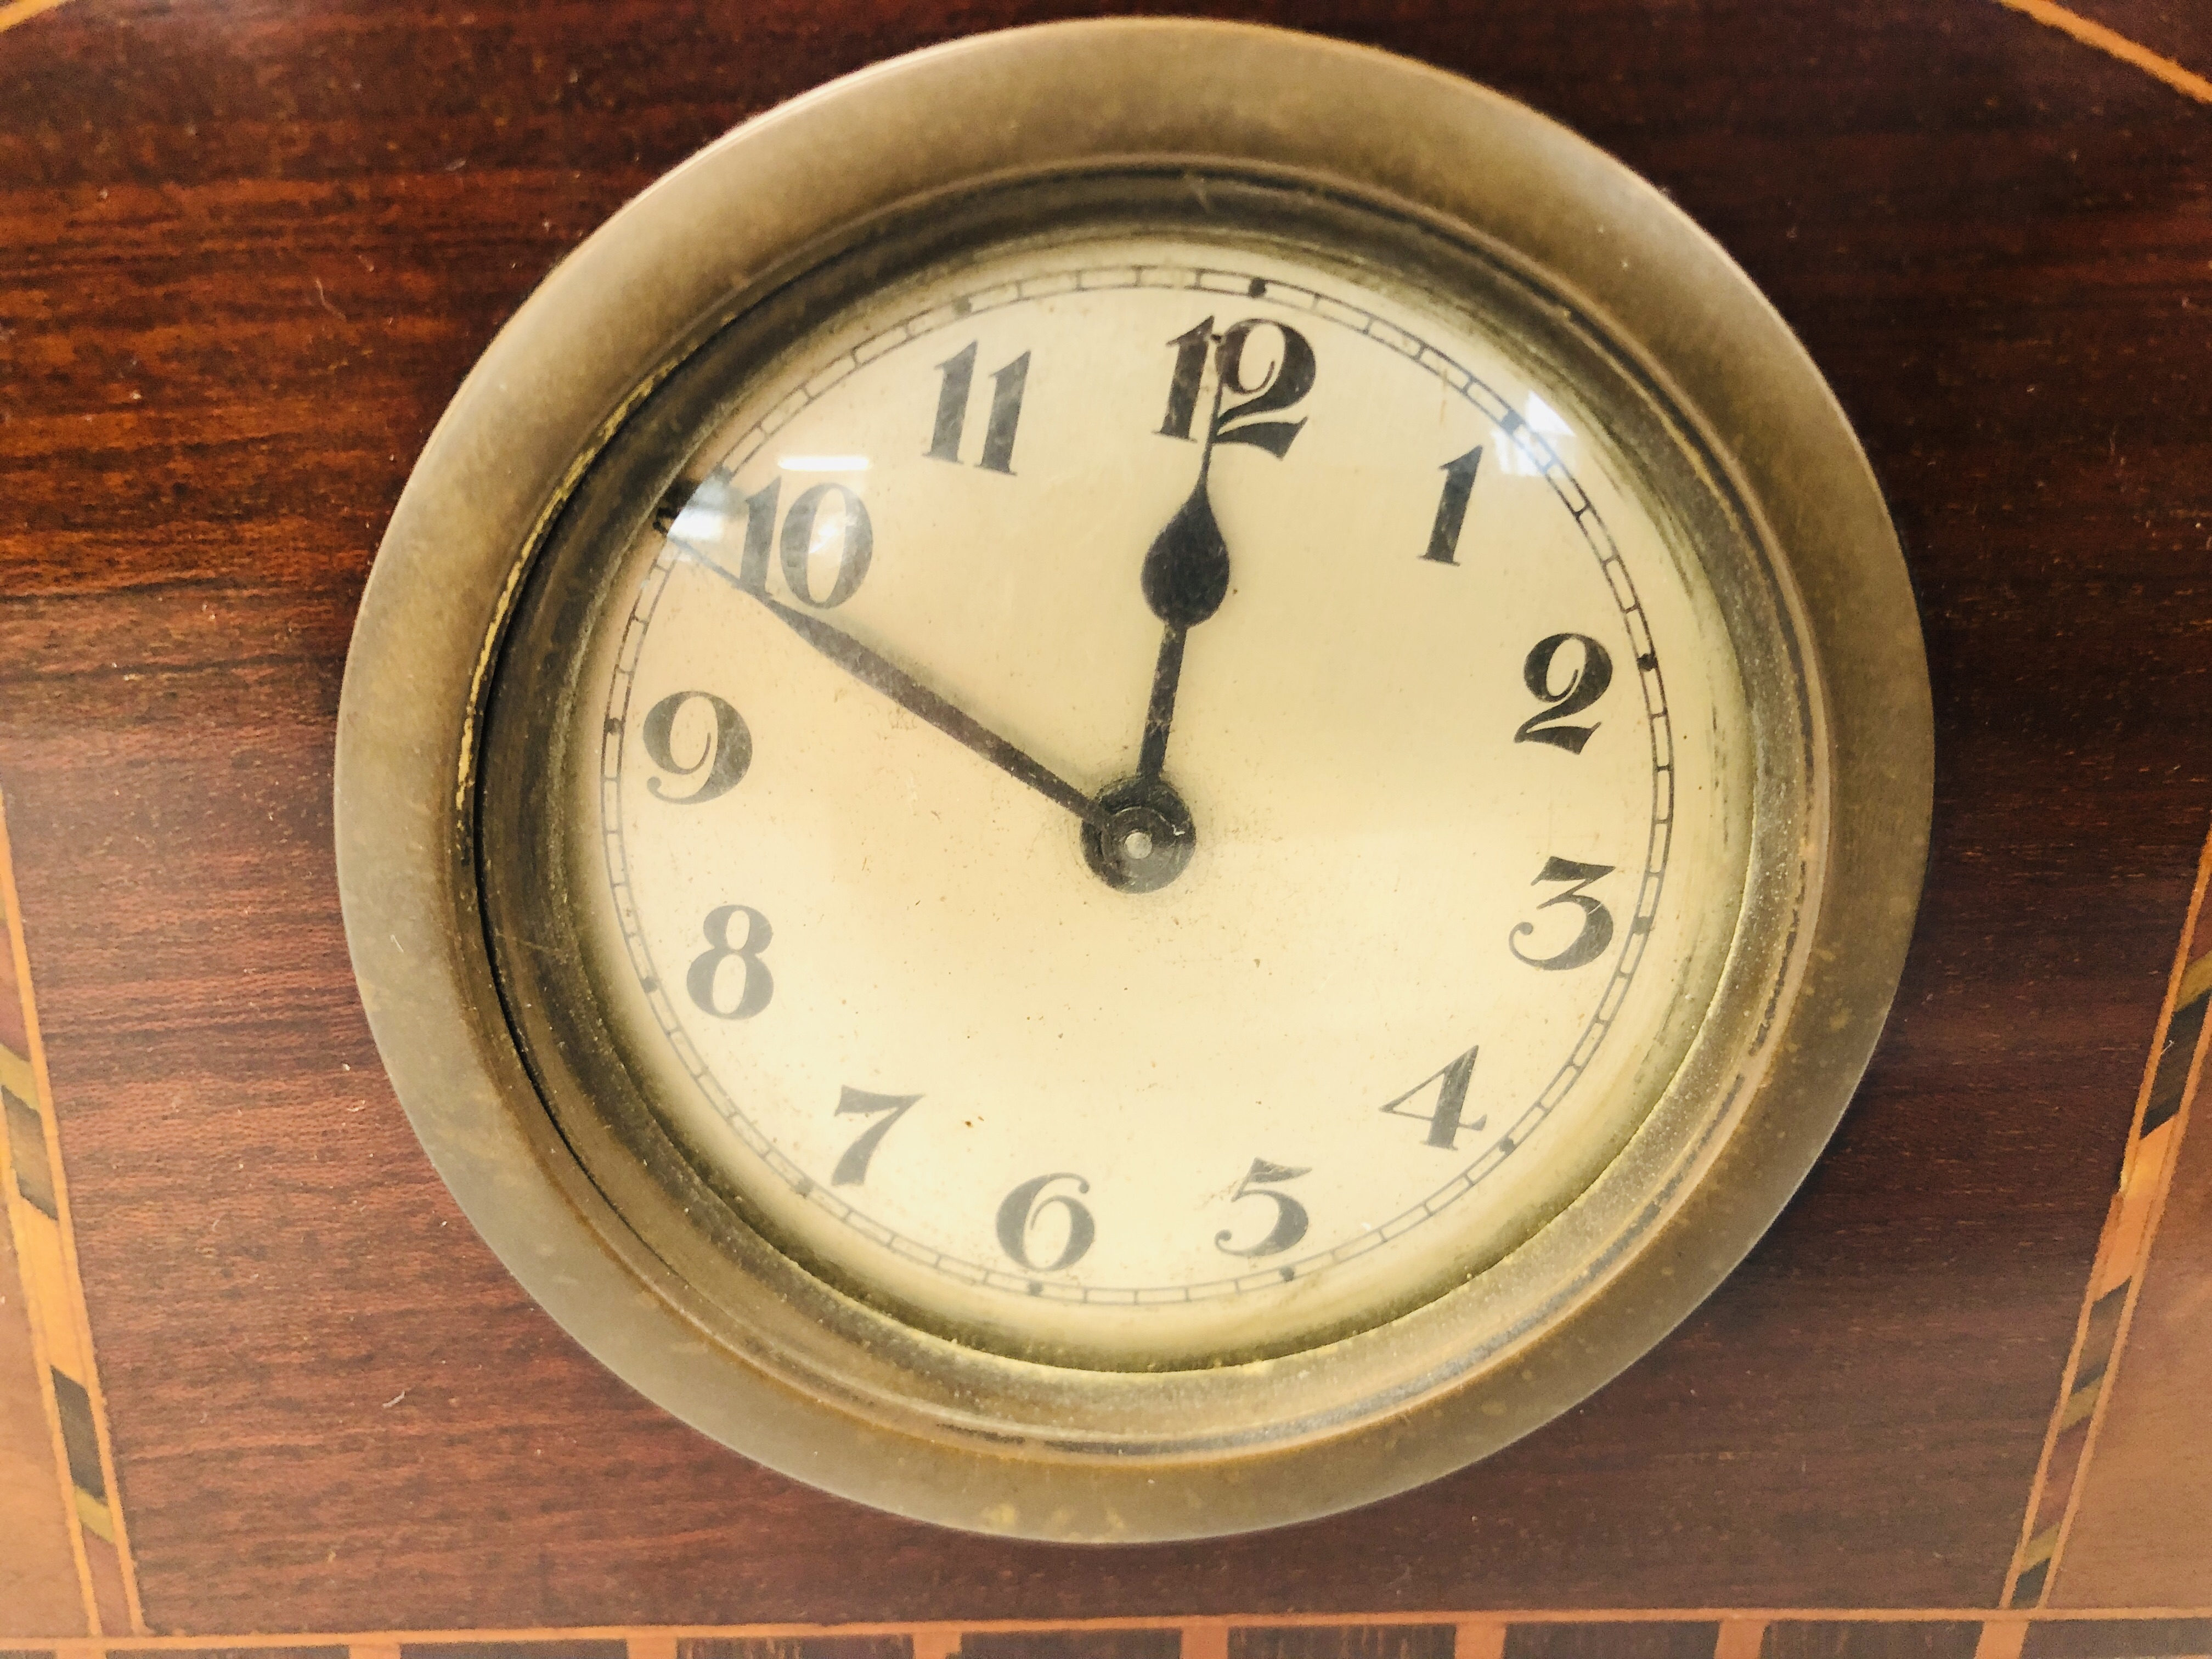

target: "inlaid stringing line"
[1990,0,2212,106]
[0,789,146,1634]
[2000,815,2212,1607]
[11,1607,2212,1655]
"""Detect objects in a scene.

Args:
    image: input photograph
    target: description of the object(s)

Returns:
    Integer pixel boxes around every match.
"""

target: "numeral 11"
[927,341,1030,474]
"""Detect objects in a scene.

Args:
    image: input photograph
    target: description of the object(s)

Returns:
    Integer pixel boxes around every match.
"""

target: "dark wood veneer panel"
[1760,1624,1983,1659]
[2022,1621,2212,1659]
[1504,1627,1719,1659]
[3,0,2208,1635]
[959,1636,1181,1659]
[679,1640,914,1659]
[1233,1629,1456,1659]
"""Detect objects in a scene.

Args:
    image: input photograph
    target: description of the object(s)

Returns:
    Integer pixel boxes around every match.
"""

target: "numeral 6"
[996,1172,1096,1274]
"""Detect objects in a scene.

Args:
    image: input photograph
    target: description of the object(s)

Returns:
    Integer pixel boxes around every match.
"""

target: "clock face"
[555,230,1756,1364]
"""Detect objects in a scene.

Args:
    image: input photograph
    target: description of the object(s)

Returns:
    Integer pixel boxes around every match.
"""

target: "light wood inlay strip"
[0,0,75,35]
[2000,820,2212,1608]
[25,1609,2212,1649]
[0,792,146,1634]
[1993,0,2212,105]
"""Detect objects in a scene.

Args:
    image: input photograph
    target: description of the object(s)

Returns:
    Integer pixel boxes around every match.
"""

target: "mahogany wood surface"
[3,0,2210,1635]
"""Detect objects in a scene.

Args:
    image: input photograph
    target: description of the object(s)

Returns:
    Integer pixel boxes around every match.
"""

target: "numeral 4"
[1380,1045,1483,1149]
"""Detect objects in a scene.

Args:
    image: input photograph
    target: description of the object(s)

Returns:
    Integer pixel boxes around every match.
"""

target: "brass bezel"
[335,19,1929,1541]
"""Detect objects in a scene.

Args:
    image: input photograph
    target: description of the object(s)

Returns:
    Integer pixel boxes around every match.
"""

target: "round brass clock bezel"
[335,19,1930,1541]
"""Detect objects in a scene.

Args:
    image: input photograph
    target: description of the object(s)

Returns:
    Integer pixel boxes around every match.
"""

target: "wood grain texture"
[2,0,2210,1635]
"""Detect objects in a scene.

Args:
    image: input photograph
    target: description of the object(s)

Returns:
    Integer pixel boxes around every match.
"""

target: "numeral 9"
[639,690,752,804]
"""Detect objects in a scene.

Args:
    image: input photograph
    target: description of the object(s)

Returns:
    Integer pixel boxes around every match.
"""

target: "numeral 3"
[1511,858,1617,971]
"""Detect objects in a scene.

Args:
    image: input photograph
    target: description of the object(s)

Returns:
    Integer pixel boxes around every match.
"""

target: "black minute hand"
[1136,376,1232,781]
[693,556,1109,831]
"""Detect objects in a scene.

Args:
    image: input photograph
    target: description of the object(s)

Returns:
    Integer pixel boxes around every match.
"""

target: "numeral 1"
[1422,445,1483,564]
[1158,318,1214,439]
[927,342,1029,473]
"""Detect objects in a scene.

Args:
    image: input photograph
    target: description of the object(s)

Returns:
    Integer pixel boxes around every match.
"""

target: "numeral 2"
[1515,634,1613,753]
[1510,858,1617,971]
[927,341,1029,473]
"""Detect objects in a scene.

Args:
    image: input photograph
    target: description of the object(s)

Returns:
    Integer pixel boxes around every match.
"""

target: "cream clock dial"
[578,236,1750,1364]
[336,20,1929,1539]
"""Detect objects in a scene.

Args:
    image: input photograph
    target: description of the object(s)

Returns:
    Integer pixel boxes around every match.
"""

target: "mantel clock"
[335,19,1931,1540]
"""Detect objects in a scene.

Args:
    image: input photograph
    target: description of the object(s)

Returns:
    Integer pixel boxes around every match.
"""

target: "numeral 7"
[832,1087,922,1186]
